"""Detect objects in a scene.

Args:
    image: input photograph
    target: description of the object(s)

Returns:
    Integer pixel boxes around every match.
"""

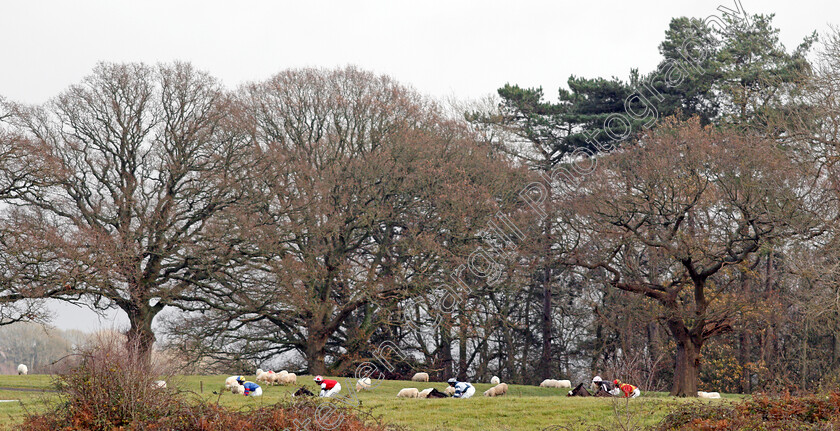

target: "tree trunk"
[439,324,453,381]
[305,330,329,375]
[833,333,840,367]
[739,331,752,394]
[668,320,701,397]
[539,216,553,380]
[457,312,468,381]
[124,303,160,365]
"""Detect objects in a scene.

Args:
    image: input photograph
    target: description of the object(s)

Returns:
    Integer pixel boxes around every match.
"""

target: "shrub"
[656,392,840,430]
[22,336,398,431]
[23,336,183,430]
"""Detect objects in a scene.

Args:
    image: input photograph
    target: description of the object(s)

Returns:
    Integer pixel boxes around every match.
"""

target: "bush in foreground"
[22,338,394,431]
[25,398,397,431]
[657,392,840,430]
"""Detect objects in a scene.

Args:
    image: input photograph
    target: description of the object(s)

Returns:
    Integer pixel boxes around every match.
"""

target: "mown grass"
[0,375,57,426]
[0,374,744,430]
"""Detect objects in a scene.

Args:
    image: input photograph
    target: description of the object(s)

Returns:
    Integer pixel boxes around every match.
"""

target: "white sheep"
[490,376,500,385]
[280,372,297,385]
[483,383,508,397]
[418,388,434,398]
[539,379,571,388]
[256,369,274,384]
[231,384,245,395]
[225,375,243,389]
[698,391,721,399]
[397,387,420,398]
[273,370,289,385]
[17,364,27,375]
[356,377,372,392]
[444,386,456,396]
[411,372,429,382]
[153,380,166,388]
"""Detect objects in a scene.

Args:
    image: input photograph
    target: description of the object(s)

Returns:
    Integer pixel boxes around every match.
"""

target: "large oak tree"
[562,118,817,396]
[1,62,252,361]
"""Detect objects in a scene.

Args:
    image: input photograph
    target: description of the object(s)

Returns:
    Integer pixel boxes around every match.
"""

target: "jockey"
[314,375,341,397]
[591,375,613,392]
[447,378,476,399]
[236,377,263,397]
[611,379,641,398]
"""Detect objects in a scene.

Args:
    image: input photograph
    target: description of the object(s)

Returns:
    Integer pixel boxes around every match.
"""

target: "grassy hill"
[0,374,742,430]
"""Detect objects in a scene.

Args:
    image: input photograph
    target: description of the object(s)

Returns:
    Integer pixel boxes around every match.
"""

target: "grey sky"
[2,0,837,332]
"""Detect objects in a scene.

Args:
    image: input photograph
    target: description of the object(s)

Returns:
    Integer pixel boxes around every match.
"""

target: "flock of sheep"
[223,369,299,395]
[394,372,509,398]
[15,362,720,400]
[255,369,297,385]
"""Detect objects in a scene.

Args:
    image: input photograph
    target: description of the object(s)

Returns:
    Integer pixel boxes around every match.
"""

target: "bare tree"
[0,123,65,326]
[562,118,819,396]
[168,67,520,375]
[1,62,252,362]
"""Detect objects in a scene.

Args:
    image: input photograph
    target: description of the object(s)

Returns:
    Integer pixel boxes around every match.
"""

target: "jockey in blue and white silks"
[447,378,475,399]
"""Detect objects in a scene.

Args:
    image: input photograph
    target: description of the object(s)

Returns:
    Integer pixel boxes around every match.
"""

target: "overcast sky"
[2,0,837,332]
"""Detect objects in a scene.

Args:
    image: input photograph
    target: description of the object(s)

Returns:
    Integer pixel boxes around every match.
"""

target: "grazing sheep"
[444,386,456,396]
[153,380,166,388]
[539,379,571,388]
[280,372,297,385]
[231,384,245,395]
[17,364,27,375]
[397,387,420,398]
[356,377,372,392]
[256,370,274,384]
[411,372,429,382]
[698,391,721,399]
[225,376,243,389]
[490,376,500,385]
[418,388,434,398]
[484,383,508,397]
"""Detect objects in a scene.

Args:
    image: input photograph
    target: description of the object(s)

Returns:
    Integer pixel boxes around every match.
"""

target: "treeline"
[1,13,839,396]
[0,323,88,374]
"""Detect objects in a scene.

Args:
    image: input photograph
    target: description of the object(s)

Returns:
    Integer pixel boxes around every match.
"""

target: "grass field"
[0,374,744,430]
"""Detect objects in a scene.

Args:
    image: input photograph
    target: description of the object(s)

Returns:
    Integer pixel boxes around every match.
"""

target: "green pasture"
[0,374,743,430]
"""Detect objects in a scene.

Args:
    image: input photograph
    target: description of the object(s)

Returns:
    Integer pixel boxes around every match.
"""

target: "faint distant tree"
[1,62,252,362]
[562,119,819,396]
[0,323,77,373]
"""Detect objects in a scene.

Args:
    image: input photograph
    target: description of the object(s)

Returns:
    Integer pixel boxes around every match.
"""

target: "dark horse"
[594,386,612,397]
[293,386,315,397]
[427,388,449,398]
[567,383,591,397]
